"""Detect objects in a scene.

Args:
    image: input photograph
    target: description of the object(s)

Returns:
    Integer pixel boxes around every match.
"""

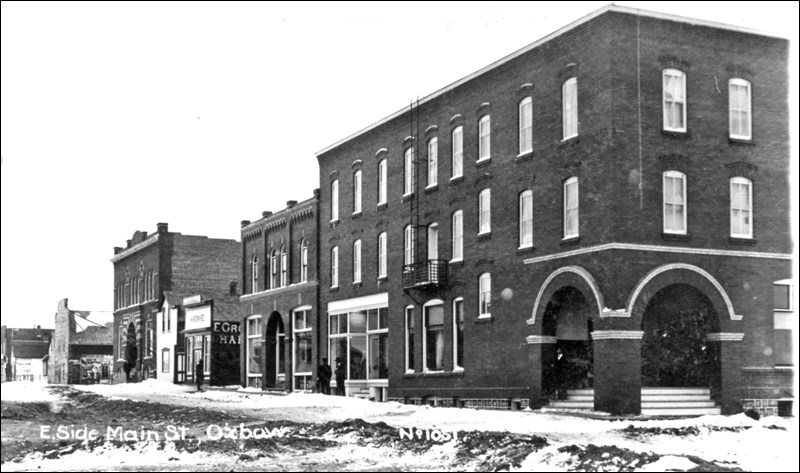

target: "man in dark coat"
[317,358,332,395]
[334,357,346,396]
[195,360,204,392]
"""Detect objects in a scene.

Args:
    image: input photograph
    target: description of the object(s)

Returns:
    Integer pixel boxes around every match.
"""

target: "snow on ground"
[1,381,59,403]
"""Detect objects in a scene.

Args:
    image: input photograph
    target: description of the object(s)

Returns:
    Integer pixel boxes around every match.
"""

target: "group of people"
[316,357,345,395]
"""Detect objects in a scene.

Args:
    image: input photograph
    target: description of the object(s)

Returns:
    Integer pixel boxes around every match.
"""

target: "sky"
[1,1,797,329]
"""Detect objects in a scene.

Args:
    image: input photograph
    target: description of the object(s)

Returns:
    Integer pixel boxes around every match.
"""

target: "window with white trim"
[246,315,262,388]
[478,188,491,234]
[145,318,153,357]
[663,171,687,234]
[251,254,258,293]
[329,307,387,382]
[729,78,752,140]
[331,179,339,222]
[377,158,387,205]
[353,170,362,214]
[563,177,579,239]
[773,281,794,366]
[404,147,414,195]
[451,126,463,178]
[293,307,313,391]
[330,246,338,288]
[562,78,578,139]
[353,239,361,284]
[479,273,491,317]
[161,348,170,373]
[663,69,687,132]
[280,245,288,287]
[451,210,463,261]
[427,137,438,187]
[519,190,533,248]
[377,232,387,278]
[300,239,309,283]
[405,306,415,372]
[404,224,415,266]
[730,177,752,238]
[519,97,533,153]
[478,115,491,161]
[270,249,278,289]
[453,297,464,370]
[423,300,445,372]
[428,223,438,260]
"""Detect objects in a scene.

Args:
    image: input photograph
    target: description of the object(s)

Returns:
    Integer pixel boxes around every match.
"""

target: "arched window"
[663,171,687,234]
[519,190,533,248]
[330,179,339,222]
[451,210,463,261]
[451,126,463,178]
[353,170,362,214]
[427,223,438,260]
[562,77,578,139]
[280,245,288,287]
[478,188,491,234]
[404,147,414,195]
[403,224,415,266]
[330,246,339,288]
[427,137,438,187]
[270,249,278,289]
[377,158,387,205]
[300,239,309,283]
[663,68,686,132]
[519,97,533,153]
[377,232,387,278]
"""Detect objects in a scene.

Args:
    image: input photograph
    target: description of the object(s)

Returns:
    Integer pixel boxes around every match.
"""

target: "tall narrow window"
[729,78,752,140]
[353,239,362,283]
[479,273,491,317]
[478,188,491,234]
[730,177,753,238]
[663,171,687,234]
[403,224,415,265]
[478,115,491,161]
[563,177,579,239]
[427,137,438,187]
[519,97,533,153]
[377,232,387,278]
[280,245,288,287]
[423,301,444,372]
[519,190,533,248]
[451,126,463,178]
[663,69,687,132]
[405,306,415,372]
[331,179,339,222]
[451,210,463,261]
[251,254,259,293]
[427,223,438,260]
[773,281,794,366]
[404,147,414,195]
[293,308,313,391]
[453,297,464,370]
[246,315,262,388]
[353,170,362,214]
[270,249,278,289]
[562,77,578,139]
[330,246,338,288]
[300,240,308,283]
[377,158,387,205]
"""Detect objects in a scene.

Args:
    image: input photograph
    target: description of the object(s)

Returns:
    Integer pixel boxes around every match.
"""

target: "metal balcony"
[402,259,448,290]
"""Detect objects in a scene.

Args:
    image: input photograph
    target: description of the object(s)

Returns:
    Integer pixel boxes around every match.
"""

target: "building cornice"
[111,234,159,263]
[523,243,791,265]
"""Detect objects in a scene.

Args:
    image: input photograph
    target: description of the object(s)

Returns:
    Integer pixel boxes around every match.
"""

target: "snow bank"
[0,381,58,403]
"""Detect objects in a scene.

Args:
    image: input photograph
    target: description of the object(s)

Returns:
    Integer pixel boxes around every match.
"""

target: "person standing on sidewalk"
[317,358,332,395]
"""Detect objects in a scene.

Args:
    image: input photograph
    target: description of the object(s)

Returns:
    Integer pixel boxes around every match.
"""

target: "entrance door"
[176,353,185,383]
[265,312,286,389]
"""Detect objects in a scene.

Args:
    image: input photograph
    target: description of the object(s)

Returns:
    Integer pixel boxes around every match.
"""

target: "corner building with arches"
[314,5,793,415]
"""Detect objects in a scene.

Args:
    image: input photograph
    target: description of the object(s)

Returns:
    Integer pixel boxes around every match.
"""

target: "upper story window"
[663,170,687,234]
[330,246,339,288]
[404,147,414,196]
[404,224,415,266]
[519,189,533,248]
[451,210,463,262]
[353,239,362,284]
[451,126,463,179]
[427,223,438,260]
[453,297,464,370]
[730,177,753,238]
[478,115,491,161]
[280,245,288,287]
[331,179,339,222]
[563,177,579,239]
[353,170,362,214]
[270,249,278,289]
[377,232,387,278]
[663,69,687,132]
[251,254,259,293]
[478,188,491,235]
[377,158,387,205]
[300,239,309,283]
[479,273,491,318]
[562,78,578,140]
[427,137,438,187]
[519,97,533,153]
[729,78,752,140]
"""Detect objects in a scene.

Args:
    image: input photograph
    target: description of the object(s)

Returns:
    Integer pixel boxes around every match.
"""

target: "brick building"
[314,5,793,414]
[239,194,320,391]
[111,223,240,383]
[1,326,53,382]
[48,298,113,384]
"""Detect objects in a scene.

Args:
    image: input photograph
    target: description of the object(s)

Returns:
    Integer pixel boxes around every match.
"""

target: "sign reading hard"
[185,305,212,331]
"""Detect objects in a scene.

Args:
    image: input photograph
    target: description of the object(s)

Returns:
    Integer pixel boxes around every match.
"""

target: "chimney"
[114,247,123,255]
[286,200,298,208]
[126,239,132,249]
[240,220,251,228]
[157,222,168,234]
[262,211,273,218]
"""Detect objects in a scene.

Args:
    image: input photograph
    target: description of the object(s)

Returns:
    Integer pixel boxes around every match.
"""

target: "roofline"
[110,233,159,263]
[241,193,318,232]
[315,4,784,157]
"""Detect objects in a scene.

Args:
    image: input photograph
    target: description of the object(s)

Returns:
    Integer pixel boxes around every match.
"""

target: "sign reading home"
[185,305,212,331]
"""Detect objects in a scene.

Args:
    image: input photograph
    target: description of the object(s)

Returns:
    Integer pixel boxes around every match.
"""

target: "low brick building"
[2,326,53,382]
[48,298,113,384]
[314,5,793,414]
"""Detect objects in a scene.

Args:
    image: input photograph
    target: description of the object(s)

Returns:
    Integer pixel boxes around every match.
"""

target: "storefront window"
[328,307,387,382]
[424,302,444,371]
[293,308,313,391]
[203,335,210,375]
[246,315,262,388]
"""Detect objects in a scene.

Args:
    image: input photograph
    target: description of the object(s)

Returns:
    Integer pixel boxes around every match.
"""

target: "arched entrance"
[541,286,594,400]
[641,283,721,390]
[264,312,286,389]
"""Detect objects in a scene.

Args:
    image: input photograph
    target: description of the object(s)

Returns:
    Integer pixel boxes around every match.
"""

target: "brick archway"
[528,266,604,332]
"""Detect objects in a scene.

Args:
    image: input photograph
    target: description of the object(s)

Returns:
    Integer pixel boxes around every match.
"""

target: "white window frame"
[519,189,533,248]
[292,306,313,390]
[280,245,288,287]
[663,68,687,132]
[427,137,438,188]
[270,249,278,289]
[377,158,387,205]
[451,126,463,179]
[353,170,362,214]
[246,315,263,384]
[353,239,362,284]
[404,147,414,196]
[773,280,794,312]
[331,179,339,222]
[427,223,438,260]
[161,348,170,373]
[478,188,491,235]
[451,210,463,262]
[519,97,533,154]
[330,246,338,288]
[377,232,387,278]
[729,78,752,140]
[663,171,687,234]
[404,224,415,266]
[563,177,579,239]
[300,240,308,283]
[478,115,491,161]
[730,177,753,239]
[251,254,259,293]
[422,299,445,373]
[405,305,415,373]
[478,273,492,318]
[562,78,578,140]
[452,297,464,371]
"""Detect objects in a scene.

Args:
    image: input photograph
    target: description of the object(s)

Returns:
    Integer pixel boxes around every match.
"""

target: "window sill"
[449,175,464,185]
[330,286,339,293]
[729,236,757,245]
[475,158,492,168]
[517,245,536,255]
[401,193,414,203]
[477,232,492,241]
[449,259,464,268]
[560,236,580,247]
[729,137,755,146]
[559,135,579,147]
[661,129,691,140]
[329,219,340,228]
[476,315,493,324]
[425,184,439,194]
[404,370,465,379]
[352,282,362,288]
[515,151,533,163]
[377,276,388,283]
[662,232,691,242]
[377,202,388,212]
[351,211,362,219]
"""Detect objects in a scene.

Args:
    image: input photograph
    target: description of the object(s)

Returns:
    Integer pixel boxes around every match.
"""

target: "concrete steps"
[544,387,721,416]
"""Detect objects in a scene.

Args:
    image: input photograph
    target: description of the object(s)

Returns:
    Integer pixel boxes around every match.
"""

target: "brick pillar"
[708,333,745,414]
[526,335,557,409]
[592,331,643,415]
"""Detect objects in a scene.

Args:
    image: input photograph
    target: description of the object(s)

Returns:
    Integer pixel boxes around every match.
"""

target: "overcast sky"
[2,1,797,329]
